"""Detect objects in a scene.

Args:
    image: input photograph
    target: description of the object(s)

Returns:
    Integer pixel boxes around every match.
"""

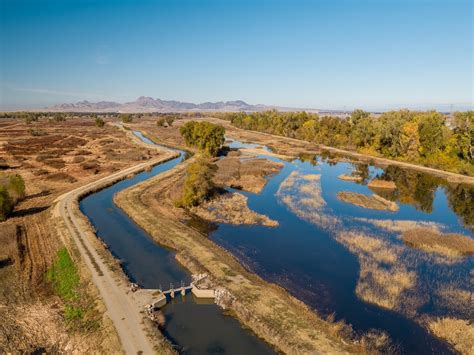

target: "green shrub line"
[47,248,99,330]
[47,248,80,302]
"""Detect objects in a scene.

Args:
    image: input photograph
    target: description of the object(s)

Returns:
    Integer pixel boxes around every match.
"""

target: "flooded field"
[208,140,474,354]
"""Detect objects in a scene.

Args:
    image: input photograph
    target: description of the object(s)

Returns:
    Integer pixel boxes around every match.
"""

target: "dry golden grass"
[355,218,441,233]
[191,192,278,227]
[435,285,474,318]
[337,192,399,212]
[338,174,363,182]
[276,172,340,229]
[368,179,397,190]
[428,317,474,355]
[337,233,398,264]
[214,156,283,193]
[0,119,165,353]
[403,228,474,257]
[337,232,417,311]
[302,174,321,181]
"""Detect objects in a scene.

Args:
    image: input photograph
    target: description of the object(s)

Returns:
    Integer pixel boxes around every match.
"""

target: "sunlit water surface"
[207,139,474,354]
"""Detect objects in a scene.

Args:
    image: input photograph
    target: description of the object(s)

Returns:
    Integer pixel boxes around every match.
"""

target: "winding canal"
[80,131,274,354]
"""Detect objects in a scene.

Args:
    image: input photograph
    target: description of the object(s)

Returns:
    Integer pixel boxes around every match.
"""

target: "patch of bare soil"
[368,179,397,190]
[337,191,399,212]
[214,156,283,193]
[427,317,474,355]
[191,192,278,227]
[402,228,474,258]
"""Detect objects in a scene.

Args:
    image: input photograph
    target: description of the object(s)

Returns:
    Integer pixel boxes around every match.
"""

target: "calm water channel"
[207,140,474,354]
[80,131,274,354]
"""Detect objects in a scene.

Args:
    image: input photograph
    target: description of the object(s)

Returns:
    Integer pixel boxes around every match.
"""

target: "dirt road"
[53,139,178,354]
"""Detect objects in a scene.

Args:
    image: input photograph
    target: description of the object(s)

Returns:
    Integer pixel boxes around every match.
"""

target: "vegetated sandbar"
[338,174,363,182]
[337,191,399,212]
[367,179,397,190]
[114,155,383,354]
[402,228,474,258]
[213,155,283,193]
[191,192,278,227]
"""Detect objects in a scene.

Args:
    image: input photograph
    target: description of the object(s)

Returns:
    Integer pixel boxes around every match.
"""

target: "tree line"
[222,110,473,175]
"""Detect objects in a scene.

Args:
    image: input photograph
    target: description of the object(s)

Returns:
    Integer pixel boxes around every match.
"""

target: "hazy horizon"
[1,0,473,111]
[0,95,473,113]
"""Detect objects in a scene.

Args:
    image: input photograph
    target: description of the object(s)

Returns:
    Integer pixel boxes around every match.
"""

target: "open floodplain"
[112,118,473,354]
[1,118,472,354]
[209,139,474,354]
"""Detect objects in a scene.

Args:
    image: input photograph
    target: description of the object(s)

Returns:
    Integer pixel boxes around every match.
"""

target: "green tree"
[157,118,166,127]
[95,117,105,127]
[452,111,473,161]
[180,121,225,156]
[351,117,379,148]
[120,114,133,123]
[176,157,217,207]
[399,121,420,160]
[8,174,26,201]
[0,186,13,221]
[350,109,370,126]
[417,112,445,156]
[53,113,66,122]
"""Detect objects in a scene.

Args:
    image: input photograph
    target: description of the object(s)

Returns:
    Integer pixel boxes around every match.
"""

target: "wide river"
[81,131,473,354]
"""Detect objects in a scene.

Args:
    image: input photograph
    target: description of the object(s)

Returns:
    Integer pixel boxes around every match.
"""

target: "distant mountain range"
[47,96,320,113]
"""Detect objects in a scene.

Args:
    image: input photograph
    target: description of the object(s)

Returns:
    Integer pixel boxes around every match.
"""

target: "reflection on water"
[162,294,273,355]
[80,132,275,354]
[210,141,474,354]
[348,161,473,229]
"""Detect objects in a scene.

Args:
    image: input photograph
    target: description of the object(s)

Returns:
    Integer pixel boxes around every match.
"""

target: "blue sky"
[1,0,472,110]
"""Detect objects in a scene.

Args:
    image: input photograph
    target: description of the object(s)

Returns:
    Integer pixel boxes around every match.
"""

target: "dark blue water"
[80,132,275,354]
[208,140,474,354]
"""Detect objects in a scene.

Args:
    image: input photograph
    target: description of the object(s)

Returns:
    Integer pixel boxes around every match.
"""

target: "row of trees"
[0,174,26,221]
[180,121,225,156]
[223,110,473,175]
